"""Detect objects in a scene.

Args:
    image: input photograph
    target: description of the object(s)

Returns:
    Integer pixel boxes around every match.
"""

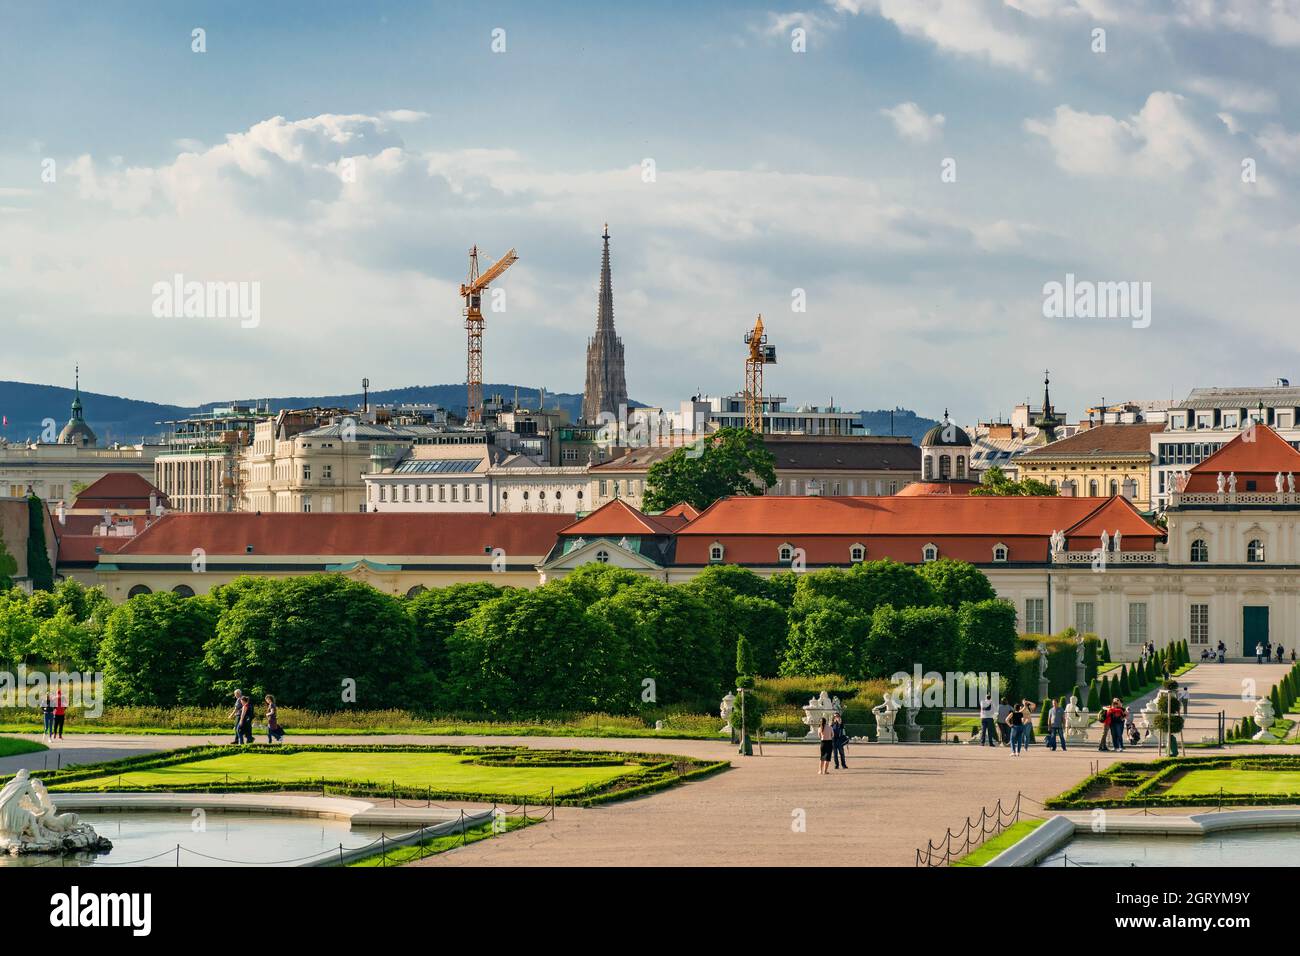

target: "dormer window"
[992,543,1008,563]
[778,543,794,563]
[922,543,938,562]
[709,542,724,562]
[849,544,866,562]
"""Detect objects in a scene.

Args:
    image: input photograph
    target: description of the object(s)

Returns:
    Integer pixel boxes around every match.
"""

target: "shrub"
[101,593,218,706]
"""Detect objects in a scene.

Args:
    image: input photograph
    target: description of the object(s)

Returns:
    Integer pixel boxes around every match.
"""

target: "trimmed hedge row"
[1046,754,1300,809]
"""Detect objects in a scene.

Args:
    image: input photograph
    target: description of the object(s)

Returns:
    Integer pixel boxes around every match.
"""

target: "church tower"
[581,224,629,423]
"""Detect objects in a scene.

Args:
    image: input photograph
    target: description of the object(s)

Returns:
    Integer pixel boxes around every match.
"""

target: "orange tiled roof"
[72,473,169,511]
[1016,423,1164,460]
[559,498,677,537]
[1183,424,1300,492]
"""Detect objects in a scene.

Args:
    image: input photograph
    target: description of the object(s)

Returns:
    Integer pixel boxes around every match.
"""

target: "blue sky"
[3,0,1300,423]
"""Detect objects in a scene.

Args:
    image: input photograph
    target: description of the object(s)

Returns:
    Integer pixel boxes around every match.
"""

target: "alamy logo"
[1042,273,1151,329]
[151,274,261,328]
[49,886,151,936]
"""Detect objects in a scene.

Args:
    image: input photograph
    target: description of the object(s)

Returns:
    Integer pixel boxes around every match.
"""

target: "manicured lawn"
[951,820,1044,867]
[1164,768,1300,797]
[0,736,47,758]
[54,750,643,799]
[347,816,538,867]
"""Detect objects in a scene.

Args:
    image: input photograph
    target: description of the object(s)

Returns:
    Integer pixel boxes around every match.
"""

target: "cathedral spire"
[582,224,629,423]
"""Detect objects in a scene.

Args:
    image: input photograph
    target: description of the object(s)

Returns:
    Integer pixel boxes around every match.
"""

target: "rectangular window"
[1190,604,1209,645]
[1025,598,1045,634]
[302,465,311,480]
[322,464,333,479]
[302,496,312,513]
[475,485,483,502]
[439,485,446,502]
[1127,602,1148,645]
[1279,412,1294,429]
[1074,601,1095,634]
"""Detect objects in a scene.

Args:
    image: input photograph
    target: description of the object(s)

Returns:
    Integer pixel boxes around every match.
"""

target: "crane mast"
[743,314,776,434]
[460,245,518,424]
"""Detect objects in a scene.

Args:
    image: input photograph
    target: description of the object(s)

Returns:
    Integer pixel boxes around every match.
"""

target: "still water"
[0,810,386,867]
[1038,828,1300,867]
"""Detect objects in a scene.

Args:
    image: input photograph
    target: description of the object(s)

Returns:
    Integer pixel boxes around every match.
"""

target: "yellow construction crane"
[460,245,519,424]
[743,314,776,433]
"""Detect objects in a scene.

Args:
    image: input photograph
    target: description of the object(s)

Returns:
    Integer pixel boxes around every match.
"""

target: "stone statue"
[1217,472,1225,494]
[1228,472,1237,493]
[1099,530,1110,553]
[1064,695,1090,743]
[1113,529,1122,552]
[0,769,111,856]
[1075,639,1085,666]
[802,691,842,740]
[719,692,736,735]
[872,695,899,743]
[1037,643,1048,678]
[1253,697,1276,740]
[1050,529,1065,554]
[1277,472,1286,494]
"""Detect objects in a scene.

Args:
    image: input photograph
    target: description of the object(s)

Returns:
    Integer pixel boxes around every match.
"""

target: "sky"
[3,0,1300,424]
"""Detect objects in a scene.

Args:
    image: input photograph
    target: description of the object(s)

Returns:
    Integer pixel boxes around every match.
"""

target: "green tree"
[917,559,996,609]
[793,559,935,619]
[100,593,218,706]
[0,589,37,665]
[0,525,18,591]
[862,604,960,678]
[1086,679,1100,711]
[588,581,723,706]
[736,635,756,680]
[550,563,647,604]
[779,597,867,677]
[641,427,778,512]
[30,607,96,670]
[204,575,422,711]
[447,586,635,714]
[956,599,1018,678]
[406,583,505,682]
[24,494,54,591]
[968,465,1059,497]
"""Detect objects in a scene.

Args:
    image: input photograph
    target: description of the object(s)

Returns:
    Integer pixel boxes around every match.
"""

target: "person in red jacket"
[52,688,67,740]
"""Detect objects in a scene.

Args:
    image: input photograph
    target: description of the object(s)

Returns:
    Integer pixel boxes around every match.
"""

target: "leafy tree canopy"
[969,465,1058,497]
[641,427,777,512]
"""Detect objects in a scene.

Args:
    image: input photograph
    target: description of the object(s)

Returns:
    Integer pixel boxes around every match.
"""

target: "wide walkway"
[1,664,1294,866]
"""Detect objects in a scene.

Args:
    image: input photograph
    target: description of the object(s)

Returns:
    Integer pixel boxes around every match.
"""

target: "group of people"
[39,690,67,741]
[977,692,1148,754]
[229,689,284,745]
[1200,641,1229,663]
[815,713,850,773]
[1255,641,1293,664]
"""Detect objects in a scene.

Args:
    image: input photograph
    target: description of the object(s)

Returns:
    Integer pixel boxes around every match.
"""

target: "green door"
[1243,606,1270,657]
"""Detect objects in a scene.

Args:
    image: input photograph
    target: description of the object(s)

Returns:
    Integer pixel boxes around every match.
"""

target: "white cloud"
[832,0,1039,72]
[1256,123,1300,165]
[1186,76,1278,113]
[880,101,946,143]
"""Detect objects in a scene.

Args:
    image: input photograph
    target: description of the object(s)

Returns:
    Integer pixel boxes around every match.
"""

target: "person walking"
[238,692,254,745]
[1007,702,1024,756]
[1109,698,1127,751]
[1098,703,1111,752]
[1257,641,1265,664]
[52,687,66,740]
[230,690,246,744]
[979,693,999,746]
[1278,645,1285,664]
[817,717,834,774]
[40,692,53,741]
[265,694,284,744]
[1046,698,1067,751]
[1019,699,1036,750]
[831,713,848,769]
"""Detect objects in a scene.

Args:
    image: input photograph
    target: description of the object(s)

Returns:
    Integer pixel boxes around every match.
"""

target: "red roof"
[72,473,169,511]
[559,498,677,537]
[672,494,1163,565]
[1183,424,1300,492]
[895,481,977,497]
[113,512,573,558]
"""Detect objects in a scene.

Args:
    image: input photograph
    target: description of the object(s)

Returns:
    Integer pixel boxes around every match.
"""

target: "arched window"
[993,544,1008,562]
[923,456,933,480]
[406,585,428,598]
[595,549,610,564]
[709,543,724,562]
[1109,479,1118,496]
[1190,539,1208,563]
[171,584,195,598]
[127,585,152,599]
[1248,539,1266,563]
[939,455,952,480]
[956,455,966,478]
[922,543,938,562]
[1049,480,1059,492]
[1089,479,1098,496]
[849,544,865,562]
[778,544,794,563]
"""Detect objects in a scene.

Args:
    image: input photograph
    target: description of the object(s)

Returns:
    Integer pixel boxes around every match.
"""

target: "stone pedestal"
[801,691,843,740]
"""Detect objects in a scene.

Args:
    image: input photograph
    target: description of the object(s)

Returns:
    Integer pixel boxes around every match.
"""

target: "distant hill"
[0,381,587,444]
[857,408,939,444]
[0,379,937,446]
